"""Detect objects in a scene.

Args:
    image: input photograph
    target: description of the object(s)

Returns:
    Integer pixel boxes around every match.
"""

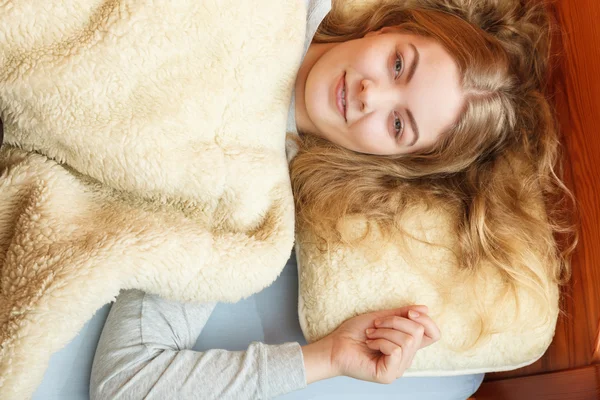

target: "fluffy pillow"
[296,202,559,376]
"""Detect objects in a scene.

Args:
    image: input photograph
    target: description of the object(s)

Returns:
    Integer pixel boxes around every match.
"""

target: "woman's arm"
[89,289,309,399]
[90,288,440,399]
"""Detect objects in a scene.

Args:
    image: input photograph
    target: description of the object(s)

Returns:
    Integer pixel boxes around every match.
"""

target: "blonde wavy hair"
[291,0,577,348]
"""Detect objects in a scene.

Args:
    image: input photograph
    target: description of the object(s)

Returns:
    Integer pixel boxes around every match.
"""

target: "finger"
[366,328,417,350]
[369,332,420,379]
[373,305,429,322]
[396,339,419,378]
[366,338,402,357]
[366,339,403,383]
[367,339,403,383]
[374,316,425,343]
[406,311,442,347]
[412,304,429,313]
[397,304,429,315]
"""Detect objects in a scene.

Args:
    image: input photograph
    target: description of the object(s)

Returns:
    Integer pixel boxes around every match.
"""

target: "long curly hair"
[291,0,577,349]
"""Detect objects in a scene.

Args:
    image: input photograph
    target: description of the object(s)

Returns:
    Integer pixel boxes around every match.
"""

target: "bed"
[32,254,484,400]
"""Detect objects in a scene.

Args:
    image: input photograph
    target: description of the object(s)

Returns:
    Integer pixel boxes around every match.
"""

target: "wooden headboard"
[473,0,600,398]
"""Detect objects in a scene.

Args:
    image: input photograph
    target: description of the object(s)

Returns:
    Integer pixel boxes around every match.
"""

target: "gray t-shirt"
[286,0,332,135]
[89,2,331,399]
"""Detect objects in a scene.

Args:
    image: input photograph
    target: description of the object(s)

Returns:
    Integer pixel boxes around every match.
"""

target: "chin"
[326,134,351,150]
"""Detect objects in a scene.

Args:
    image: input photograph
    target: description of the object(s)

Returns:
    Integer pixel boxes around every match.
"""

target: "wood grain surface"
[476,0,600,389]
[476,365,600,400]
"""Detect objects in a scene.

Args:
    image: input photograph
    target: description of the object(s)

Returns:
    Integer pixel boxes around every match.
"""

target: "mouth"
[336,72,347,122]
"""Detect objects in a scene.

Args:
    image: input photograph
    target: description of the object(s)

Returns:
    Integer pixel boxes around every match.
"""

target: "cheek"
[349,117,389,150]
[305,71,332,116]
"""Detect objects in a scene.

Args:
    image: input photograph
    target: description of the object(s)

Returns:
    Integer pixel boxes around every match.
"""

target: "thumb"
[377,346,403,383]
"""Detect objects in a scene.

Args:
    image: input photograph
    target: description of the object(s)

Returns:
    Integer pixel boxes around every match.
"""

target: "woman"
[90,0,573,398]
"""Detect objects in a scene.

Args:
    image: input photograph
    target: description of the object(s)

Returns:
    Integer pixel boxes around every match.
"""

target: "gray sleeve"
[90,289,307,400]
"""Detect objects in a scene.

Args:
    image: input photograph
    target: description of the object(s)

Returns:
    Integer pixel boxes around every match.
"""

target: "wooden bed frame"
[471,0,600,399]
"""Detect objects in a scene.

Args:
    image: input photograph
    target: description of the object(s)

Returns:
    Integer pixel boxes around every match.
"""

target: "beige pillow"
[296,203,559,376]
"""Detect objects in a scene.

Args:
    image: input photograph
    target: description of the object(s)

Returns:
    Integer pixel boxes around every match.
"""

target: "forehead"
[390,32,465,148]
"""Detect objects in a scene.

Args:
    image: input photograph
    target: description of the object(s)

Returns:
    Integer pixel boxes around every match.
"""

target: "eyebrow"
[406,44,420,146]
[407,109,420,146]
[406,43,419,84]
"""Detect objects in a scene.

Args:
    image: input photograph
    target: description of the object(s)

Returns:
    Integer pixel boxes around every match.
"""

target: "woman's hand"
[301,305,441,385]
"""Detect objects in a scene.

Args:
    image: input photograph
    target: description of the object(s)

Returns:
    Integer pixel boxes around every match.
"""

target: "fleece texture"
[296,206,559,376]
[0,0,305,398]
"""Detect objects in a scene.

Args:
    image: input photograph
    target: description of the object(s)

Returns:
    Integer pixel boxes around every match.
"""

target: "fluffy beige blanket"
[0,1,304,398]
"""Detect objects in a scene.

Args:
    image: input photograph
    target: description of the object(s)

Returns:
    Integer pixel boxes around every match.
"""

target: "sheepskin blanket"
[296,204,560,376]
[0,0,305,398]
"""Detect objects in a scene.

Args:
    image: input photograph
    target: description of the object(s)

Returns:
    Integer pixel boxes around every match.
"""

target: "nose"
[357,79,399,114]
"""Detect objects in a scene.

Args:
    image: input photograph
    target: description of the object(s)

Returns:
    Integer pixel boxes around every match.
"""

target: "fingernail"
[366,328,375,335]
[374,319,381,326]
[409,310,420,318]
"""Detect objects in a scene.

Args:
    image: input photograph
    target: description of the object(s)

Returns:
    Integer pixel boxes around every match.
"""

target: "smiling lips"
[336,72,347,122]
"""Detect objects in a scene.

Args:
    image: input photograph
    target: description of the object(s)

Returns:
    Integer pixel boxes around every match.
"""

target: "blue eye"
[393,112,403,138]
[394,55,403,79]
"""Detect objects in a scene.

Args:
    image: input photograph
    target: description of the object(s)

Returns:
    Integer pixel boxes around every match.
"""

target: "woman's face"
[297,28,465,156]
